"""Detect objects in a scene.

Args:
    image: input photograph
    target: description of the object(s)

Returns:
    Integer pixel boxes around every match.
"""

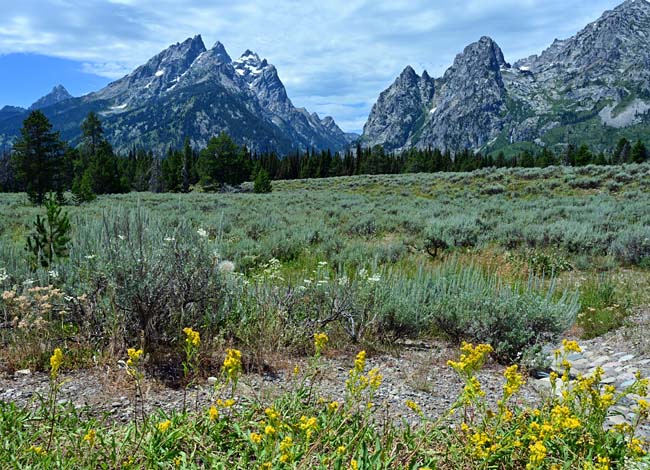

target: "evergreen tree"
[631,140,648,164]
[197,132,250,188]
[81,111,104,156]
[253,167,272,193]
[149,157,164,193]
[11,111,65,204]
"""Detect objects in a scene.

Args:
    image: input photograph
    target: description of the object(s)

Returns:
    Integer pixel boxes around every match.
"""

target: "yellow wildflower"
[280,436,293,452]
[83,429,96,446]
[250,433,262,444]
[260,463,272,470]
[328,401,340,412]
[313,332,328,354]
[264,425,276,436]
[337,445,346,455]
[350,459,359,470]
[50,348,63,377]
[528,440,547,467]
[265,407,280,421]
[126,348,143,368]
[208,406,219,421]
[629,438,646,456]
[280,453,291,463]
[368,368,382,389]
[182,327,200,347]
[157,420,171,432]
[299,415,318,439]
[222,348,242,382]
[503,364,524,397]
[354,350,366,373]
[562,339,582,353]
[29,445,46,456]
[405,399,422,415]
[447,342,493,375]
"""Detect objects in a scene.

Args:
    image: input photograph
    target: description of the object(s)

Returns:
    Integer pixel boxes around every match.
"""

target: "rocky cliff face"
[0,36,350,154]
[363,0,650,153]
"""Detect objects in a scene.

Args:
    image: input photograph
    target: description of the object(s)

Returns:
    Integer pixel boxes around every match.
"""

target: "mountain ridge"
[362,0,650,153]
[0,36,351,154]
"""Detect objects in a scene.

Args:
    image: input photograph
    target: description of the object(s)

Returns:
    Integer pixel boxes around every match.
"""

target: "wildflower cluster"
[345,350,382,407]
[222,348,243,389]
[313,332,328,356]
[49,348,63,378]
[450,341,650,469]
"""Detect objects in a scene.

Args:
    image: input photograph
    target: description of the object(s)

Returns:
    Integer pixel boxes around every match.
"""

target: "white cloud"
[0,0,624,132]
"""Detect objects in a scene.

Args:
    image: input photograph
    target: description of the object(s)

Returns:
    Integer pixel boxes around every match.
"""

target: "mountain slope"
[0,36,350,154]
[363,0,650,153]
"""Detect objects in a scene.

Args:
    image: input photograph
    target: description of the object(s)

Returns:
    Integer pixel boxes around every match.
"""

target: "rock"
[207,377,218,385]
[14,369,31,376]
[620,355,635,362]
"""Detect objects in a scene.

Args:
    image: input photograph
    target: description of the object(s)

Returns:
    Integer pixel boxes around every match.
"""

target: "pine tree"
[253,167,272,193]
[25,193,71,269]
[149,157,164,193]
[81,111,104,156]
[631,140,648,164]
[11,111,65,204]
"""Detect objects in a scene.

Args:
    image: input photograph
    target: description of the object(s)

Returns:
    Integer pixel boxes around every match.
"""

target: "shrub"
[426,262,579,362]
[98,208,226,353]
[610,228,650,265]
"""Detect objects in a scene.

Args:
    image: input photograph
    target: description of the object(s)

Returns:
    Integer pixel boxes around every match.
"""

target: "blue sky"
[0,0,625,133]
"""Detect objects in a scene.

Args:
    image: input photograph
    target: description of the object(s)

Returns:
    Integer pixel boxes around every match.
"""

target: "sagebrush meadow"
[2,164,650,468]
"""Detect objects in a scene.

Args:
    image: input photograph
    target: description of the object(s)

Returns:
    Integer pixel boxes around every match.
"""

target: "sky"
[0,0,625,133]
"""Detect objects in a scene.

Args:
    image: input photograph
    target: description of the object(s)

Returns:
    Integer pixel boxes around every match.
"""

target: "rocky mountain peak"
[29,85,73,110]
[444,36,508,82]
[210,41,232,64]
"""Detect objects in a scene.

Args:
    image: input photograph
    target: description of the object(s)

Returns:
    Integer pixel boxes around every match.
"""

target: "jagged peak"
[29,84,73,110]
[450,36,509,72]
[210,41,232,63]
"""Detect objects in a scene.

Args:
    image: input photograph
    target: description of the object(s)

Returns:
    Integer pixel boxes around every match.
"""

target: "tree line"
[0,110,648,202]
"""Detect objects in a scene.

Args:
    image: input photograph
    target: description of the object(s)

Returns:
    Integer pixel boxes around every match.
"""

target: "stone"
[620,354,635,362]
[14,369,31,376]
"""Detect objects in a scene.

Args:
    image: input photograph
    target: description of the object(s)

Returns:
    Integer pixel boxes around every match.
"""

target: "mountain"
[0,36,350,154]
[0,106,26,122]
[29,85,73,110]
[363,0,650,153]
[232,50,353,150]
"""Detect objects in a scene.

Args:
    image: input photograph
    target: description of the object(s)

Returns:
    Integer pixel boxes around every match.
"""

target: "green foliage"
[11,111,65,204]
[25,194,71,269]
[425,261,578,362]
[71,169,96,204]
[577,276,629,339]
[197,133,251,188]
[253,167,272,193]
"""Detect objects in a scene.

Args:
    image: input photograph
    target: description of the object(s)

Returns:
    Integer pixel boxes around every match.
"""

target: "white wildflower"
[318,261,328,267]
[367,274,381,283]
[48,270,59,279]
[163,237,175,243]
[217,260,235,273]
[84,255,96,260]
[197,228,208,238]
